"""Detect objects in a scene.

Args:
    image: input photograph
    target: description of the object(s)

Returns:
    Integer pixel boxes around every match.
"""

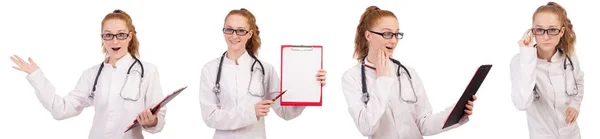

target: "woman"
[510,2,583,139]
[10,9,166,139]
[341,6,476,139]
[198,8,327,139]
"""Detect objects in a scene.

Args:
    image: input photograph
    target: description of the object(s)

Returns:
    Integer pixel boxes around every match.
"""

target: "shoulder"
[401,64,418,75]
[342,64,361,80]
[81,63,102,78]
[201,56,224,72]
[256,59,276,74]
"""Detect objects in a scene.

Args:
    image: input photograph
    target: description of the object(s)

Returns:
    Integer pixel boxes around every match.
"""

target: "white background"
[1,0,598,138]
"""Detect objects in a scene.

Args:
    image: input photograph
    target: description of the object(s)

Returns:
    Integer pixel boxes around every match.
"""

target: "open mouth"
[385,46,393,50]
[111,47,121,51]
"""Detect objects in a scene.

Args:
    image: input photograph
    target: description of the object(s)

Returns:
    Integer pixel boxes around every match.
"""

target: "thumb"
[28,57,37,66]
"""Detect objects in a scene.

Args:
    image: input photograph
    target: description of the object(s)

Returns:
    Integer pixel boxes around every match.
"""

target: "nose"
[231,33,240,39]
[110,37,120,44]
[542,33,550,40]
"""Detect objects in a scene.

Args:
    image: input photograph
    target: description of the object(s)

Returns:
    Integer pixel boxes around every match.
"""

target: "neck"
[108,54,127,68]
[365,52,378,64]
[537,47,557,62]
[226,49,246,65]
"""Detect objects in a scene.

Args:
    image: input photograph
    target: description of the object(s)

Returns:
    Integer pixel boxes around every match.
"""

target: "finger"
[138,114,146,125]
[136,115,142,123]
[12,66,24,72]
[472,95,477,101]
[565,113,573,124]
[14,55,27,65]
[144,109,153,121]
[321,81,326,86]
[573,112,579,122]
[28,57,37,66]
[265,100,274,105]
[467,100,474,106]
[10,56,21,65]
[464,109,472,115]
[465,105,473,111]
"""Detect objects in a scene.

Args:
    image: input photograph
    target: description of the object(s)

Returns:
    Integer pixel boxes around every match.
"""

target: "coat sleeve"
[510,47,537,111]
[25,69,94,120]
[341,68,394,136]
[142,66,167,133]
[199,64,259,130]
[568,54,584,111]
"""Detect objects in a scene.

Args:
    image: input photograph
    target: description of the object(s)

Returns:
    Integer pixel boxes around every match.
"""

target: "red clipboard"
[124,86,188,133]
[279,45,323,106]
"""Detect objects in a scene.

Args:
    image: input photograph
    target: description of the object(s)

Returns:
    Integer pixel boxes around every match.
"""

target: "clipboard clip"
[290,45,314,51]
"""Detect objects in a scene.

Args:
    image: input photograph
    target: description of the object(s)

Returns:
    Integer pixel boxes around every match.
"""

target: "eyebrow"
[533,25,560,28]
[103,29,128,33]
[380,28,400,32]
[224,25,247,29]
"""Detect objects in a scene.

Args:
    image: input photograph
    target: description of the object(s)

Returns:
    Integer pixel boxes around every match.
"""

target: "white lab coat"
[199,51,306,139]
[24,54,166,139]
[341,59,469,139]
[510,47,583,139]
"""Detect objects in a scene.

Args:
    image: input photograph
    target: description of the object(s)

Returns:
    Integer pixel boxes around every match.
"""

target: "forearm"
[201,104,259,130]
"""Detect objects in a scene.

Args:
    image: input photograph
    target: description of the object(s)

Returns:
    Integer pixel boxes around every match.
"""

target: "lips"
[385,46,393,50]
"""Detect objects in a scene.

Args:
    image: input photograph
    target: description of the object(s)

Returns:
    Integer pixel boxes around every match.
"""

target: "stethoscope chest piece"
[213,84,221,96]
[362,93,370,104]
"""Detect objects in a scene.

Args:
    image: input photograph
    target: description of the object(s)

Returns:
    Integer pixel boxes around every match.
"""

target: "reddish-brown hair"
[533,2,576,57]
[354,6,397,62]
[225,8,262,57]
[101,9,140,57]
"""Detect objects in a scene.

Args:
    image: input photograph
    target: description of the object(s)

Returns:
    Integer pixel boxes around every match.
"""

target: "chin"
[227,45,244,51]
[536,44,557,52]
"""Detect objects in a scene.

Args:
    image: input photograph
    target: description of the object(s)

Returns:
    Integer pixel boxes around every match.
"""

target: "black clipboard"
[124,86,188,133]
[442,65,492,129]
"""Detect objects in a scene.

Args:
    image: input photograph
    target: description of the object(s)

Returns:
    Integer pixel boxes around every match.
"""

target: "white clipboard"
[279,45,323,106]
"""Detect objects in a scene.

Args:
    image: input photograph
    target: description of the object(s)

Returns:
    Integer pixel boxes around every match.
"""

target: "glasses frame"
[369,30,404,40]
[532,27,563,36]
[101,32,130,41]
[223,28,250,36]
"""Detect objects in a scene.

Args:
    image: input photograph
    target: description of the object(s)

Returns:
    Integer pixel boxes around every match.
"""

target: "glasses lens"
[116,33,128,40]
[547,29,560,35]
[102,34,113,40]
[223,28,234,34]
[381,32,394,39]
[235,29,248,36]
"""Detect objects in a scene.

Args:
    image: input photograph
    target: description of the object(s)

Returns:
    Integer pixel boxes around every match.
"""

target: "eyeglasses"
[223,28,250,36]
[101,33,129,40]
[532,28,562,36]
[369,30,404,40]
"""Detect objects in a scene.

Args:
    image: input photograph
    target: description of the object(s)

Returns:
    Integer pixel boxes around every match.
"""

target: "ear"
[249,30,254,38]
[558,26,565,37]
[364,30,372,41]
[127,32,133,41]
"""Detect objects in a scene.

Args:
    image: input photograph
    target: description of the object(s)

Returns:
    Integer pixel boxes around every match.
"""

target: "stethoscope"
[361,57,418,104]
[532,46,579,101]
[212,51,266,101]
[89,54,144,101]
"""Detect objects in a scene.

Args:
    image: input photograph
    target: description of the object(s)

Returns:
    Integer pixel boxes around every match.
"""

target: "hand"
[10,55,40,74]
[316,69,327,86]
[518,28,534,47]
[137,108,159,128]
[375,48,390,77]
[565,107,579,124]
[255,100,273,118]
[464,95,477,117]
